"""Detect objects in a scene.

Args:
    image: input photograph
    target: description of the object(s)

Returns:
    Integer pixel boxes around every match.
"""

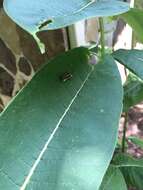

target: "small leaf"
[100,165,127,190]
[128,136,143,149]
[113,49,143,80]
[0,47,123,190]
[123,74,143,112]
[113,153,143,190]
[114,153,143,168]
[120,8,143,43]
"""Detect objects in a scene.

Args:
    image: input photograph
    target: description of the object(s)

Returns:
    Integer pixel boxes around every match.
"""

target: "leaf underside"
[0,47,123,190]
[3,0,129,35]
[3,0,129,52]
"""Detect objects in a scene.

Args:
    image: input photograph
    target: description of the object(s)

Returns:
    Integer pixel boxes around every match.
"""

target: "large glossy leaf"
[113,153,143,190]
[120,8,143,43]
[0,47,123,190]
[123,74,143,112]
[3,0,129,35]
[99,165,127,190]
[113,49,143,80]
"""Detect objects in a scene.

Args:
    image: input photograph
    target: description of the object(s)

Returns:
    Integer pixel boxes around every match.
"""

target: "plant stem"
[122,112,128,153]
[131,0,135,49]
[99,17,105,58]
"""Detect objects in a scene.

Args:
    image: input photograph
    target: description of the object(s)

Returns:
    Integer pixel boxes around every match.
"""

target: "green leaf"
[113,49,143,80]
[128,136,143,149]
[0,47,123,190]
[135,0,143,9]
[123,74,143,112]
[113,153,143,190]
[114,153,143,168]
[3,0,129,36]
[100,165,127,190]
[120,8,143,43]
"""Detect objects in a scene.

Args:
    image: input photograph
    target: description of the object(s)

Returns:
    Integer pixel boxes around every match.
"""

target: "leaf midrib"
[20,68,93,190]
